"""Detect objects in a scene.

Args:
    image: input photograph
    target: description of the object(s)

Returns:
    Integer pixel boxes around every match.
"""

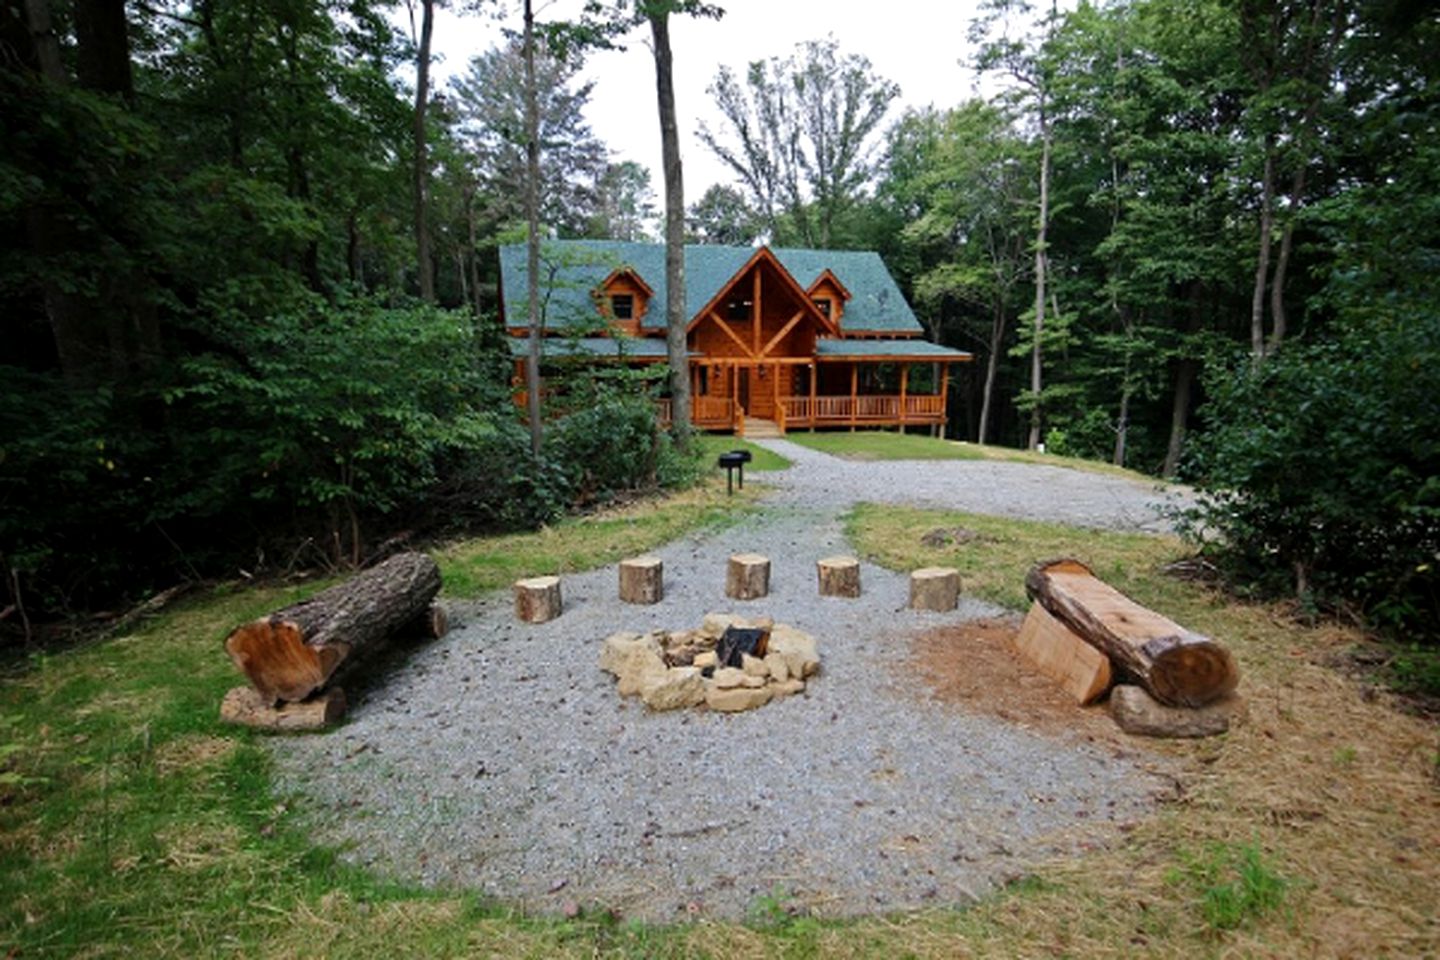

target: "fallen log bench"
[222,552,445,723]
[1024,558,1239,708]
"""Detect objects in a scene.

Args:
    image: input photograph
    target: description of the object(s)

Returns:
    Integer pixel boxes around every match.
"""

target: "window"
[610,294,634,320]
[813,298,832,318]
[726,299,752,322]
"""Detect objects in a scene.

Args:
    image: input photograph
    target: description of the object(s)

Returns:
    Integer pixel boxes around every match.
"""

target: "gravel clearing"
[271,447,1183,921]
[755,438,1193,533]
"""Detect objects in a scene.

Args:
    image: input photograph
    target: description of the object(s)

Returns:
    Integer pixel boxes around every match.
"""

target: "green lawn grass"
[785,430,983,462]
[2,496,1435,957]
[785,430,1164,482]
[693,434,791,472]
[437,479,760,596]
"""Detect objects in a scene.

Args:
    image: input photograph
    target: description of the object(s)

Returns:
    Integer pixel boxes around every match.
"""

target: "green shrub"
[1180,315,1439,642]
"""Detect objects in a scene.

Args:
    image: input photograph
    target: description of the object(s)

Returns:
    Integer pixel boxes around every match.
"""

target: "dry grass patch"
[844,502,1440,956]
[154,734,235,776]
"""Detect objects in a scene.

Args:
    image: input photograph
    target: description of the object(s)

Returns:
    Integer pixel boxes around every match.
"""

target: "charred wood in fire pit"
[716,625,770,669]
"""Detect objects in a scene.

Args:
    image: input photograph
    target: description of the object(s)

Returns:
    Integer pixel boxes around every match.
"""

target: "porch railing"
[779,394,946,426]
[654,396,738,429]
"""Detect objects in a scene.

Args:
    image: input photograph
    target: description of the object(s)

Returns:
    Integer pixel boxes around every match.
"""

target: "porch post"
[899,364,909,432]
[850,364,858,432]
[809,360,817,431]
[940,362,950,440]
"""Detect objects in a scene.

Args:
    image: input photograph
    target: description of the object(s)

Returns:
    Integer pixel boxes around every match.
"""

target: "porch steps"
[742,417,784,439]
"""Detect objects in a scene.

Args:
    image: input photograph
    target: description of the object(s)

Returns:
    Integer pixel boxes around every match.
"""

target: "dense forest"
[1,0,1436,644]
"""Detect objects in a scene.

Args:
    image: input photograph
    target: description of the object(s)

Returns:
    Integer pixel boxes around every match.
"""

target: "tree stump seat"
[909,566,960,611]
[514,575,562,623]
[816,555,861,598]
[726,553,770,600]
[619,556,664,604]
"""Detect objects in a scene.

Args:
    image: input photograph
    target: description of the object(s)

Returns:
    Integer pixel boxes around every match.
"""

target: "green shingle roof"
[505,337,690,360]
[815,340,973,360]
[498,240,924,335]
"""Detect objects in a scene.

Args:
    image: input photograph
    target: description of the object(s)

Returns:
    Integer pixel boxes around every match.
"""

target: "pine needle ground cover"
[2,492,1435,957]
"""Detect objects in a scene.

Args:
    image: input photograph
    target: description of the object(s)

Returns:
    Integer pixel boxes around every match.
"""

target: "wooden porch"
[655,391,948,436]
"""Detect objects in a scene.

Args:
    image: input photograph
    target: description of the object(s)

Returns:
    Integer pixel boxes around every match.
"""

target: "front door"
[738,368,751,413]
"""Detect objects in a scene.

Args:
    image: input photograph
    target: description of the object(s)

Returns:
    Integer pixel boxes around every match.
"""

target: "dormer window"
[813,298,832,318]
[611,294,634,320]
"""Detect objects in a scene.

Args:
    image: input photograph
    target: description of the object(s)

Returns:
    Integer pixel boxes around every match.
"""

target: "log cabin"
[498,240,972,437]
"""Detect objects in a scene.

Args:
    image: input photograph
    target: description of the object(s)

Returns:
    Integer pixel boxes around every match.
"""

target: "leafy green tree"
[451,38,609,237]
[590,160,658,240]
[686,184,761,245]
[699,37,899,248]
[894,102,1032,444]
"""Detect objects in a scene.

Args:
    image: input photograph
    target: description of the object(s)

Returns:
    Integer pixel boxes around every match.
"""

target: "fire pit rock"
[599,613,819,713]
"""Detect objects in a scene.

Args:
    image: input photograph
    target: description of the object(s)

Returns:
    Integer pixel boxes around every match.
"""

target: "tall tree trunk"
[650,10,691,451]
[21,0,147,384]
[1162,357,1194,479]
[1113,366,1131,468]
[1027,111,1051,451]
[1269,158,1309,355]
[1249,140,1275,363]
[464,183,482,316]
[412,0,436,302]
[347,210,362,284]
[16,0,66,80]
[522,0,543,455]
[977,300,1006,445]
[73,0,133,99]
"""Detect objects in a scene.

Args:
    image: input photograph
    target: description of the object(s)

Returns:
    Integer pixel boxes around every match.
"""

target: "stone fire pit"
[600,613,819,713]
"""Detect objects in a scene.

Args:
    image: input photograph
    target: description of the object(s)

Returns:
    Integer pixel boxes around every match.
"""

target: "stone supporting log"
[725,553,770,600]
[909,566,960,612]
[1109,684,1246,738]
[618,556,664,604]
[514,575,562,623]
[816,555,861,598]
[219,686,348,731]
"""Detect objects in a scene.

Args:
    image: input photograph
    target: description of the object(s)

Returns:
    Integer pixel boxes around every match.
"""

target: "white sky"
[424,0,993,202]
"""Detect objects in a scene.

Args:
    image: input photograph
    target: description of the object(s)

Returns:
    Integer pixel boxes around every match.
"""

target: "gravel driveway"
[271,447,1181,920]
[755,438,1191,532]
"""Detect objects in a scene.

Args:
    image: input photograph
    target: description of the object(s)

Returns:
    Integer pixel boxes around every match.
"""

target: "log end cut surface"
[225,619,349,704]
[1147,636,1240,708]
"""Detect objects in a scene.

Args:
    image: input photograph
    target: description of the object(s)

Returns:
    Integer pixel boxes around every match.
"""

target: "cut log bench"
[514,575,563,623]
[909,567,960,611]
[221,551,446,730]
[817,555,861,598]
[1011,602,1113,704]
[726,553,771,600]
[1024,558,1239,708]
[618,556,663,604]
